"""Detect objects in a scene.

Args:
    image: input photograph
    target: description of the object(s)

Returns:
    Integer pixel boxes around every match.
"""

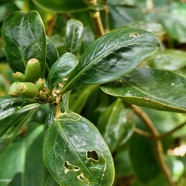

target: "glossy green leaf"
[61,28,159,93]
[101,68,186,112]
[66,19,84,54]
[148,49,186,70]
[98,99,135,152]
[43,111,115,186]
[0,97,40,153]
[33,0,87,13]
[48,52,78,90]
[2,11,46,77]
[46,37,59,75]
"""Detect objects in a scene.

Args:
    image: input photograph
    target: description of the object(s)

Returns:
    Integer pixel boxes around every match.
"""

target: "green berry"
[13,72,26,82]
[8,82,20,97]
[35,78,45,90]
[17,82,39,98]
[25,58,41,82]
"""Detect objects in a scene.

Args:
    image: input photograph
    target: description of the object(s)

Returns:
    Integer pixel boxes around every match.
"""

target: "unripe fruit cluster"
[8,58,45,98]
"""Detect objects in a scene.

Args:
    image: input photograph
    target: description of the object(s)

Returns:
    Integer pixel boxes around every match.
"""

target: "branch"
[130,105,176,186]
[134,127,151,138]
[159,121,186,139]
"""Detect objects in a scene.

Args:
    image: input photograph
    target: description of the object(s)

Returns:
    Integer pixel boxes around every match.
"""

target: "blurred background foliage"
[1,0,186,186]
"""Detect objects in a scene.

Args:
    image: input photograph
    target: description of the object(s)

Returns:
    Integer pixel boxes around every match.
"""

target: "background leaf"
[97,99,135,152]
[0,123,44,186]
[32,0,87,13]
[2,10,46,77]
[101,68,186,112]
[61,28,159,93]
[159,3,186,43]
[0,97,40,153]
[129,132,161,183]
[48,52,78,90]
[43,111,115,186]
[148,49,186,71]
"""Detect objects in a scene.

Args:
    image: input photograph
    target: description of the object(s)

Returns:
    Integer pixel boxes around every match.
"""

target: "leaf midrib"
[61,35,157,93]
[55,120,98,183]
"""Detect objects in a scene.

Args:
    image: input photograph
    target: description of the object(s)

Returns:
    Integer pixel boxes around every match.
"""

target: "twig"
[88,0,105,36]
[134,127,151,138]
[46,14,57,36]
[130,105,176,186]
[159,121,186,139]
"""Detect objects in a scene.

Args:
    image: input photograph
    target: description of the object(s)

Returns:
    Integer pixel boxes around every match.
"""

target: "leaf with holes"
[0,96,40,153]
[101,68,186,112]
[43,111,115,186]
[61,28,159,93]
[2,11,46,77]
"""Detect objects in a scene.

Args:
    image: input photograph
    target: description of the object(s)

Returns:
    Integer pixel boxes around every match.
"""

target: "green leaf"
[69,86,97,114]
[43,111,115,186]
[109,5,144,29]
[101,68,186,113]
[0,96,40,153]
[33,0,87,13]
[148,49,186,70]
[48,52,78,90]
[97,99,135,152]
[66,19,84,54]
[81,27,95,51]
[0,123,44,186]
[61,28,159,93]
[2,10,46,77]
[129,132,160,183]
[46,37,59,75]
[159,3,186,43]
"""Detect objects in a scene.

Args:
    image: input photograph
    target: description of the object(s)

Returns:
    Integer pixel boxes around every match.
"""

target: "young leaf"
[61,28,159,93]
[66,19,84,54]
[46,37,59,75]
[97,99,135,152]
[43,111,115,186]
[48,52,78,90]
[101,68,186,112]
[2,10,46,77]
[0,97,40,153]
